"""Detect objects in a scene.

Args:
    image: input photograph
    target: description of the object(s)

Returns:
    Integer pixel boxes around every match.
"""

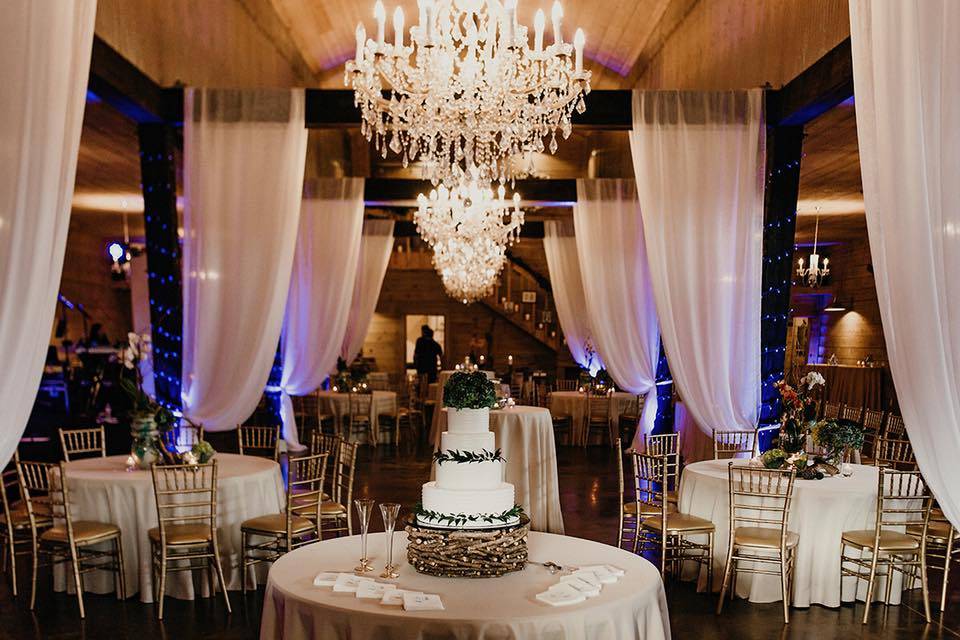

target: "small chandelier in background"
[345,0,591,185]
[797,206,831,287]
[433,234,507,303]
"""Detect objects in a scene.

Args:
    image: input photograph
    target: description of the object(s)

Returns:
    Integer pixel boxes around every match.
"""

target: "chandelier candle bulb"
[355,24,366,63]
[418,0,427,28]
[504,0,516,45]
[374,1,386,46]
[574,28,584,72]
[552,1,563,45]
[393,6,404,48]
[534,9,545,53]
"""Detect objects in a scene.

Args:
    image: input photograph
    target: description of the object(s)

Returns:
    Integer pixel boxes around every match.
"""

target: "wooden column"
[137,124,183,411]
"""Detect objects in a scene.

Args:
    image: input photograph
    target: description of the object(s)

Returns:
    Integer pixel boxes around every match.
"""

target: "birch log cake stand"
[406,515,530,578]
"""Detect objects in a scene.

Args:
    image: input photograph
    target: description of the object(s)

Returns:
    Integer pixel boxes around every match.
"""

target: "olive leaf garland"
[432,448,504,465]
[415,503,524,527]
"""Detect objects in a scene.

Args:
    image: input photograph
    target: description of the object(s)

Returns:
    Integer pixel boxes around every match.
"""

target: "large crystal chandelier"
[346,0,591,185]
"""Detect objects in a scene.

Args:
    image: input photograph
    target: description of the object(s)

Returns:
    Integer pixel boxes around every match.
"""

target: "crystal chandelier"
[433,233,507,303]
[797,207,831,287]
[345,0,591,185]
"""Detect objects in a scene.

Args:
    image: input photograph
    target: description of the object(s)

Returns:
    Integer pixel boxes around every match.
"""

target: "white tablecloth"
[548,391,639,446]
[432,406,565,534]
[57,453,284,602]
[317,390,397,445]
[678,459,903,607]
[260,531,671,640]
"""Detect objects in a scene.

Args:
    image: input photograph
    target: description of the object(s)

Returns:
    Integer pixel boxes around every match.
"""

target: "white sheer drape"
[279,179,365,445]
[630,90,765,462]
[181,89,307,432]
[573,180,660,448]
[543,220,603,375]
[0,0,96,466]
[850,0,960,527]
[340,219,395,362]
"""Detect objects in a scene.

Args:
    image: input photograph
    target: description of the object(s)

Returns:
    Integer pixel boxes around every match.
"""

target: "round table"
[317,390,397,445]
[260,531,671,640]
[57,453,284,602]
[548,391,639,446]
[431,406,564,534]
[678,459,903,608]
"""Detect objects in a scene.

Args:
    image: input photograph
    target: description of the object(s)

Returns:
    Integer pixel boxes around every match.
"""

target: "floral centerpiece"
[331,358,369,392]
[578,367,614,395]
[119,333,175,469]
[774,372,824,453]
[443,370,497,411]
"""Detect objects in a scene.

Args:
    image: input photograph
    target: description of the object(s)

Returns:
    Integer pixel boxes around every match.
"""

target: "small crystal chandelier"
[797,207,831,287]
[345,0,591,185]
[433,234,507,303]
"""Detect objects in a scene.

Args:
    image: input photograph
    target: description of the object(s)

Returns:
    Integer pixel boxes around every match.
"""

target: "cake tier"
[421,481,515,521]
[445,408,490,434]
[435,459,503,490]
[440,431,495,452]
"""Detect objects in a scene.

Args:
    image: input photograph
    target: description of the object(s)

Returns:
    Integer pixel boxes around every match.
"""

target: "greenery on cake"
[414,503,523,527]
[433,448,504,465]
[443,370,496,410]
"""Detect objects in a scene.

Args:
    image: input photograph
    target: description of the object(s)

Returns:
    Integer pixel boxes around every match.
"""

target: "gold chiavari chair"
[717,464,798,624]
[823,401,843,420]
[160,423,205,453]
[861,409,885,460]
[319,440,359,537]
[618,394,645,445]
[548,391,574,445]
[883,413,906,439]
[584,392,612,447]
[645,432,680,504]
[712,429,757,460]
[149,461,230,619]
[554,379,578,392]
[294,392,335,444]
[1,454,49,597]
[18,460,125,618]
[58,426,106,462]
[616,438,638,551]
[908,505,959,614]
[840,468,933,624]
[873,437,917,471]
[392,388,423,452]
[310,431,340,500]
[237,425,280,461]
[635,452,714,586]
[840,404,864,425]
[240,452,328,593]
[346,392,373,444]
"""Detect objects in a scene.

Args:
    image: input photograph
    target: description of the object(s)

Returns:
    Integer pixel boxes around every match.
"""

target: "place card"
[580,564,625,578]
[333,573,375,593]
[403,592,445,611]
[312,572,340,587]
[356,581,398,599]
[562,570,600,587]
[381,588,420,606]
[555,577,600,598]
[576,566,617,584]
[536,583,586,607]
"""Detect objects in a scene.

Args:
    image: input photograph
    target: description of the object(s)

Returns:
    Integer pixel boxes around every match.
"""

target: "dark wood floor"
[0,442,956,639]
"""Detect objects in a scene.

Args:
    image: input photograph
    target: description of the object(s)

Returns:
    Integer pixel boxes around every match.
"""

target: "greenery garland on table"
[433,448,504,465]
[414,503,524,528]
[443,370,497,409]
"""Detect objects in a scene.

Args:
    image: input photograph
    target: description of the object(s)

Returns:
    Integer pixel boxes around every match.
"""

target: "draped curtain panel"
[279,179,365,445]
[573,179,661,448]
[630,90,765,463]
[850,0,960,528]
[543,220,603,375]
[0,0,96,466]
[340,219,395,362]
[181,89,308,432]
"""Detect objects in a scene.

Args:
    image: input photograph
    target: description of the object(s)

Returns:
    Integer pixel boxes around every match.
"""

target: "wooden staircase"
[481,254,561,352]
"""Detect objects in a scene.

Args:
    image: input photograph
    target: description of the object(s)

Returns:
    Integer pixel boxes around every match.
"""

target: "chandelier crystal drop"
[345,0,592,185]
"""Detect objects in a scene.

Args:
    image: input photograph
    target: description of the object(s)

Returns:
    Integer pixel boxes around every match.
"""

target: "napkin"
[333,573,375,593]
[576,566,617,584]
[312,572,340,587]
[558,576,600,598]
[402,592,445,611]
[381,588,420,606]
[563,570,600,587]
[536,583,586,607]
[580,564,625,578]
[356,581,398,599]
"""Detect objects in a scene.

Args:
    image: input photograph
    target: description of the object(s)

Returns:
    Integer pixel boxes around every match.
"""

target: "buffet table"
[804,364,887,410]
[432,406,564,534]
[548,391,640,446]
[260,531,671,640]
[317,390,397,445]
[678,459,902,608]
[57,453,284,602]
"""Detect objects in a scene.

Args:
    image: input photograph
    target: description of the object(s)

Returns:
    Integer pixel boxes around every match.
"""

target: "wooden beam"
[766,39,854,127]
[89,36,183,124]
[505,250,551,293]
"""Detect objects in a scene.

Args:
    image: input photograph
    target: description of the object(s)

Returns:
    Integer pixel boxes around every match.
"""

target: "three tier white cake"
[417,407,521,529]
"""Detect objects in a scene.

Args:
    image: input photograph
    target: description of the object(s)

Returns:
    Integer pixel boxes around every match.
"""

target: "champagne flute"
[354,498,375,574]
[379,502,401,579]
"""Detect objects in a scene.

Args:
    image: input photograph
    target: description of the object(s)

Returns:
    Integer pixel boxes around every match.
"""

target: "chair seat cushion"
[623,501,677,517]
[320,501,347,516]
[148,524,212,545]
[842,529,920,551]
[241,513,316,535]
[42,520,120,544]
[644,512,714,533]
[734,527,799,549]
[906,522,958,545]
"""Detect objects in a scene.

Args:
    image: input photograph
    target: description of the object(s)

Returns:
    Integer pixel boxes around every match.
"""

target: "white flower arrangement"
[798,371,826,390]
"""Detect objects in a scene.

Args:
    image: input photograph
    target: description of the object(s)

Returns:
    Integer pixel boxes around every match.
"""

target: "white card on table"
[563,570,600,587]
[555,577,600,598]
[333,573,374,593]
[403,592,445,611]
[312,572,340,587]
[536,583,586,607]
[580,564,625,578]
[577,566,616,584]
[381,589,420,606]
[356,581,397,599]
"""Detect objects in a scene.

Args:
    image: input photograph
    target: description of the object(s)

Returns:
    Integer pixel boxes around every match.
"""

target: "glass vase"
[130,416,161,470]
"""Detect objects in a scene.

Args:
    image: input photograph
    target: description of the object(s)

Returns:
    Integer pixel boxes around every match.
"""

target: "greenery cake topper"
[414,503,524,527]
[443,370,497,410]
[433,448,504,465]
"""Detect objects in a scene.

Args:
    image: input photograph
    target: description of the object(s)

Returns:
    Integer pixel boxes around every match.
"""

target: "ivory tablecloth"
[317,390,397,444]
[432,406,565,534]
[678,459,903,608]
[260,531,671,640]
[57,453,284,602]
[548,391,639,446]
